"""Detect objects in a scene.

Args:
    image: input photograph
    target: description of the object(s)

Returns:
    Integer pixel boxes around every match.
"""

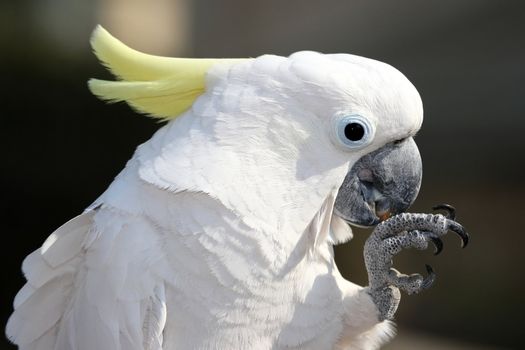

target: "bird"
[6,26,468,350]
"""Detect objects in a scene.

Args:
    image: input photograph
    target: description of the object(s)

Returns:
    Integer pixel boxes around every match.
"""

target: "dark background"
[1,1,523,349]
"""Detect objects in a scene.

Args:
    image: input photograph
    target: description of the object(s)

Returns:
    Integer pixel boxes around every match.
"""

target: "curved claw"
[430,236,443,255]
[447,220,470,248]
[421,264,436,290]
[432,203,456,220]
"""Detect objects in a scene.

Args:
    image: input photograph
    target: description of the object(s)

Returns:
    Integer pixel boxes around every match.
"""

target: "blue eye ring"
[333,114,374,149]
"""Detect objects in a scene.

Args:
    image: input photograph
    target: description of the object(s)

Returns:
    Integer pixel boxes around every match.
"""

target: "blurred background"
[1,0,523,349]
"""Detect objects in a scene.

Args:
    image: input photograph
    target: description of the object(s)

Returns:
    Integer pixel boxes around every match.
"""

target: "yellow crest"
[88,26,246,120]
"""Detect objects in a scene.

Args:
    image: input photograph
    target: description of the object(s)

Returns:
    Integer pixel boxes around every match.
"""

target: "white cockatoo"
[6,26,468,350]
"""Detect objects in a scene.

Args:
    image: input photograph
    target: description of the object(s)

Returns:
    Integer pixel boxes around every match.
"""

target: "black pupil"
[344,122,365,141]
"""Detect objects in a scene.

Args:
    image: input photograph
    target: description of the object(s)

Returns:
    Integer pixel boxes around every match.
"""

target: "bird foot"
[364,204,469,320]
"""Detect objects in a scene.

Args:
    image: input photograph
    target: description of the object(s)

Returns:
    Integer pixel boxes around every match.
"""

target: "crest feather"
[88,25,246,120]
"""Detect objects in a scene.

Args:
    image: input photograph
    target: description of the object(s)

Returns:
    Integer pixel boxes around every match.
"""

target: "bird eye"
[333,114,374,149]
[344,123,365,141]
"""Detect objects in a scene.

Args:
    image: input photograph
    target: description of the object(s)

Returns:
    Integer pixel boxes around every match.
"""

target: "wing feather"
[142,284,167,350]
[40,212,92,268]
[7,209,169,350]
[7,212,94,347]
[6,277,69,345]
[13,283,36,309]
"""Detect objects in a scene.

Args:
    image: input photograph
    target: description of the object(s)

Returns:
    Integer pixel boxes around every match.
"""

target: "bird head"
[89,27,423,247]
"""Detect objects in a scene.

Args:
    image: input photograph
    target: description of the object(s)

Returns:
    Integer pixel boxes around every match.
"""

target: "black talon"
[432,204,456,220]
[421,264,436,290]
[430,236,443,255]
[447,220,469,248]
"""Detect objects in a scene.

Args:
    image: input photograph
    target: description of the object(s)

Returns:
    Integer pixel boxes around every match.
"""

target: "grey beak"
[334,137,422,227]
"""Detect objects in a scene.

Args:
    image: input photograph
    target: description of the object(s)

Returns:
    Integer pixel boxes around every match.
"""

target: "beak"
[334,137,422,227]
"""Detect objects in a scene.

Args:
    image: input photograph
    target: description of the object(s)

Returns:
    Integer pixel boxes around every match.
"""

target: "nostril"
[357,169,374,182]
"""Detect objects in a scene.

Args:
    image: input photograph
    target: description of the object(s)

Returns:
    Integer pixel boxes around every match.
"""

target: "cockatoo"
[6,26,468,350]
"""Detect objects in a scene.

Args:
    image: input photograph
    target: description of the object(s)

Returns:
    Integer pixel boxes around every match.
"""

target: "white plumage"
[7,28,423,350]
